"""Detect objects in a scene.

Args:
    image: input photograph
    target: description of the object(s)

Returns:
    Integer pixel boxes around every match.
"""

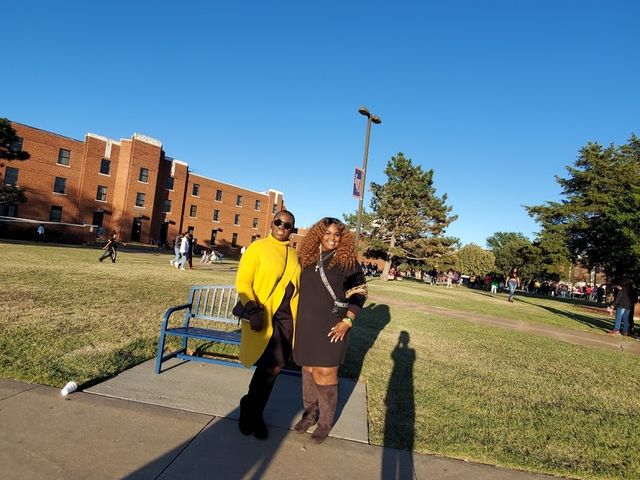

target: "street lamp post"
[354,106,381,249]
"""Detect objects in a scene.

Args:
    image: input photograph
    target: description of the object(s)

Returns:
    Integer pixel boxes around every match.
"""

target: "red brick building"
[0,121,287,254]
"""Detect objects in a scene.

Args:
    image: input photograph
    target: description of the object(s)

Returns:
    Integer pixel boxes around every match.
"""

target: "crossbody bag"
[316,249,351,318]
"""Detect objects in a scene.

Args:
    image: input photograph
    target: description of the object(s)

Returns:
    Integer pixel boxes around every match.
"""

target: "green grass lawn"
[1,242,639,480]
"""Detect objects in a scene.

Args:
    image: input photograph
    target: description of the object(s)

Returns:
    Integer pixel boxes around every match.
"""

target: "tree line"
[347,135,639,285]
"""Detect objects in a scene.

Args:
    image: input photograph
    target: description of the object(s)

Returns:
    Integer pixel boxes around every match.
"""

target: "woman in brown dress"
[293,217,367,443]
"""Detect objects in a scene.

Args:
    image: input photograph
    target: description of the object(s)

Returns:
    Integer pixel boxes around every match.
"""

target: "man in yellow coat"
[236,210,301,439]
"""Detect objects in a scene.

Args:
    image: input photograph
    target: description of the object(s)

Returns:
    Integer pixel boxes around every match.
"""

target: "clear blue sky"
[4,1,639,247]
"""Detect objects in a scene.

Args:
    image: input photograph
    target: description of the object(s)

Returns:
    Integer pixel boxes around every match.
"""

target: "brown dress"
[293,257,366,367]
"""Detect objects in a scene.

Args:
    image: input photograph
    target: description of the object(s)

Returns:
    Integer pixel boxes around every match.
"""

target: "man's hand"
[244,302,264,331]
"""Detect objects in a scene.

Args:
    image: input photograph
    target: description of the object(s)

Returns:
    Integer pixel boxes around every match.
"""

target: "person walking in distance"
[235,211,301,440]
[607,278,638,336]
[36,224,46,242]
[506,266,520,303]
[99,231,118,263]
[170,232,183,266]
[187,233,195,269]
[176,233,189,270]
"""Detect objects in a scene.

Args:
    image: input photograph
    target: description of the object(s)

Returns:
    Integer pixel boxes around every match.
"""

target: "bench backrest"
[188,285,239,325]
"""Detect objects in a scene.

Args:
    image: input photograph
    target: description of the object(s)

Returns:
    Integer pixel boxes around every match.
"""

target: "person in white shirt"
[175,233,189,270]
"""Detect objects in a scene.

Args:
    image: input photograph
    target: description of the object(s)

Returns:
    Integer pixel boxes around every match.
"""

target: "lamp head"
[358,106,371,117]
[371,115,381,124]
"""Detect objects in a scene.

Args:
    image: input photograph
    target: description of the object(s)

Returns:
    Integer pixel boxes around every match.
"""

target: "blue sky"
[3,1,639,246]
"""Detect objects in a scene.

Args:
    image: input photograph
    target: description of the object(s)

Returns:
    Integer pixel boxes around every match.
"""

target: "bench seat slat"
[165,327,241,344]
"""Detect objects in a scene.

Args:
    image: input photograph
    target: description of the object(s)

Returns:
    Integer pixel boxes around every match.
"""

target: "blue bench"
[155,285,244,373]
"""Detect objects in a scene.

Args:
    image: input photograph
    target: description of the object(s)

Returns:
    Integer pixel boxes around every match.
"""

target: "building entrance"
[92,211,104,228]
[131,218,142,242]
[160,222,169,246]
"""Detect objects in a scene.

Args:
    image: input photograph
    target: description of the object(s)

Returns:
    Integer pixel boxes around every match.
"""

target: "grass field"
[1,241,639,480]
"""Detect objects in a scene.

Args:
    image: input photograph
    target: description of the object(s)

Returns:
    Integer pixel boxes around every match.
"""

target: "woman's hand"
[328,320,351,343]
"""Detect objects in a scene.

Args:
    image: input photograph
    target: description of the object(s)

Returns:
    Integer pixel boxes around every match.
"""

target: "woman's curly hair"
[298,218,357,270]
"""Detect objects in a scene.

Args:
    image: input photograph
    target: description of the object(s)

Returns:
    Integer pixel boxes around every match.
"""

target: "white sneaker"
[179,267,186,270]
[170,260,174,265]
[175,263,180,269]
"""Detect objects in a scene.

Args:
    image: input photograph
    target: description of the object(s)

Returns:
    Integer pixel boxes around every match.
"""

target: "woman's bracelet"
[341,317,353,327]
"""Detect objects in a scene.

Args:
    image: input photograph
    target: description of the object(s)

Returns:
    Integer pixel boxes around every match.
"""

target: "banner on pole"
[352,167,364,199]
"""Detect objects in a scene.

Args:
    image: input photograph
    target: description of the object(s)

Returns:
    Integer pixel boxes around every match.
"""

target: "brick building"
[0,121,287,254]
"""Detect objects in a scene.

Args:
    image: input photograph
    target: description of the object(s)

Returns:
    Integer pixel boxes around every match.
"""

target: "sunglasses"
[273,218,294,230]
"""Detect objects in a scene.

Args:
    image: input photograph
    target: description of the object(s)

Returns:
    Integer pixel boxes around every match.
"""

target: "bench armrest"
[160,303,192,330]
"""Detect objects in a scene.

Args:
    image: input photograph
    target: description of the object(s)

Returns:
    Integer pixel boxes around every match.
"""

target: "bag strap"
[265,246,289,303]
[317,248,349,308]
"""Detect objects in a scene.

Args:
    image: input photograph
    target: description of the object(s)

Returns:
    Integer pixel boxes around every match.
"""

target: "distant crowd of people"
[169,232,224,270]
[384,262,638,336]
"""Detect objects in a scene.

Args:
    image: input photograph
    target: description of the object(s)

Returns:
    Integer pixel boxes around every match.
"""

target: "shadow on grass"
[515,297,613,332]
[466,289,614,332]
[341,302,391,379]
[383,330,416,479]
[338,303,392,434]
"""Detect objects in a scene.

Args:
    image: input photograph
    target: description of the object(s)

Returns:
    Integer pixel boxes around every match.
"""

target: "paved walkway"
[1,371,561,480]
[368,294,640,355]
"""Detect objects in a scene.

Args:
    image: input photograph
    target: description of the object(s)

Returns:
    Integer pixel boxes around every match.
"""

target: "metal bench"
[155,285,243,373]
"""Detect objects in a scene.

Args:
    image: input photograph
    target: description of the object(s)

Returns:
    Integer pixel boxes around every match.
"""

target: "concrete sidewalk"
[0,370,561,480]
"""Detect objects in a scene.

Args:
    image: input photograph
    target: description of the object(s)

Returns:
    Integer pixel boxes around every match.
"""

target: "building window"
[213,209,220,221]
[135,192,145,207]
[231,233,238,247]
[0,204,18,217]
[4,167,19,186]
[234,214,240,225]
[10,136,24,154]
[96,185,107,201]
[236,195,243,207]
[139,167,149,183]
[190,205,197,217]
[251,234,259,242]
[192,184,200,196]
[272,204,277,214]
[255,199,261,211]
[58,148,70,166]
[50,206,63,222]
[53,177,67,194]
[215,189,222,201]
[100,159,111,175]
[9,137,24,153]
[210,229,218,245]
[252,218,258,228]
[166,177,174,190]
[162,199,171,213]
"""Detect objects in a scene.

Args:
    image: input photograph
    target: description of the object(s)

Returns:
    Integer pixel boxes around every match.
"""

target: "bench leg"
[155,330,167,374]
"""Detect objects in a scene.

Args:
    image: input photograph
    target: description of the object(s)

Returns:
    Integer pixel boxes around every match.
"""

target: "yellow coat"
[235,233,301,367]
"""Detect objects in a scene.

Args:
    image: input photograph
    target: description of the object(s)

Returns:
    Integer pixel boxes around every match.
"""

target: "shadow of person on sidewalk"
[382,330,416,479]
[122,404,298,479]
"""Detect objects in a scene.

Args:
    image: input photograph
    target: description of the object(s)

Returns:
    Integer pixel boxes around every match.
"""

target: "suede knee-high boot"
[293,371,319,433]
[239,366,278,439]
[311,383,338,444]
